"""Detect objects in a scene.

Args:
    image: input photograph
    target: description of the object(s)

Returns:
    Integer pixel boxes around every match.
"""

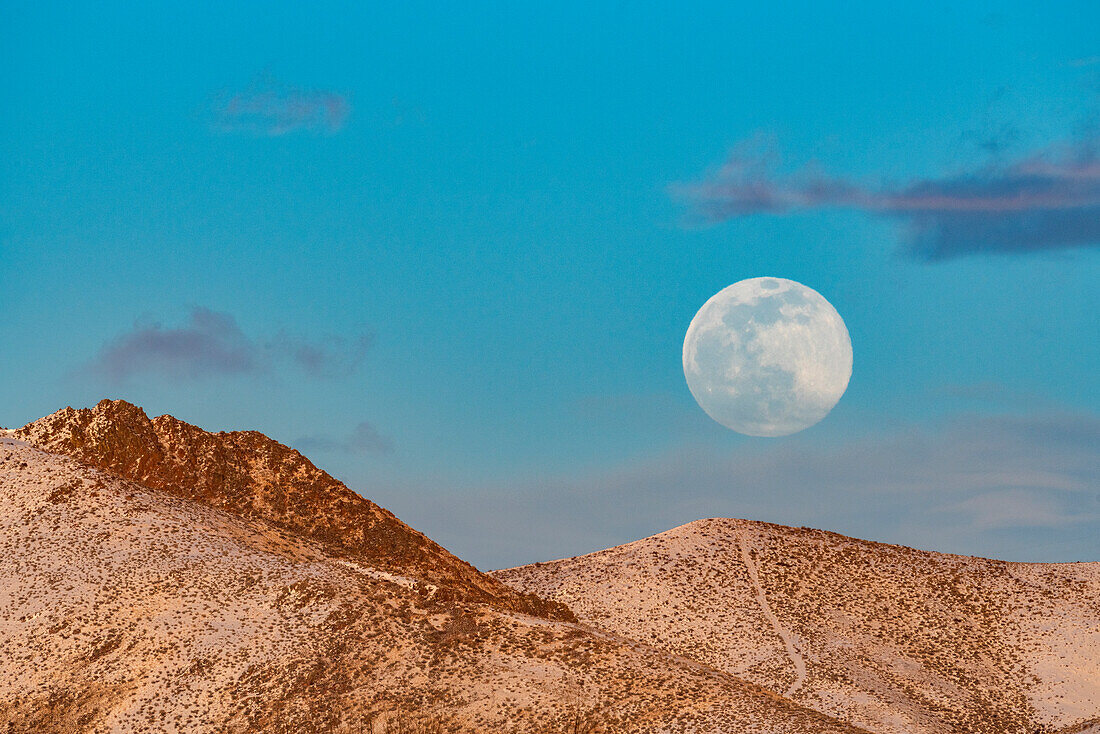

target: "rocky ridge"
[15,399,569,621]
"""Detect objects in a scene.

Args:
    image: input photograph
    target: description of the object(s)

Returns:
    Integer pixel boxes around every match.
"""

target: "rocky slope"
[15,400,568,620]
[0,434,869,733]
[495,518,1100,734]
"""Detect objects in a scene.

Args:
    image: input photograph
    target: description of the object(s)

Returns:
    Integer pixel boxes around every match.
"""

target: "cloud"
[943,489,1087,531]
[296,421,393,456]
[677,134,1100,259]
[89,308,258,381]
[88,307,370,383]
[209,76,349,136]
[269,332,373,379]
[381,411,1100,569]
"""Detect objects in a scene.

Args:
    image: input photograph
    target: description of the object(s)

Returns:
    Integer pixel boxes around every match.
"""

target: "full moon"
[683,277,852,437]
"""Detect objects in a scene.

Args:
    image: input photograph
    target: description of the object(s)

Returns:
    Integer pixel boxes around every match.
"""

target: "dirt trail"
[738,528,807,696]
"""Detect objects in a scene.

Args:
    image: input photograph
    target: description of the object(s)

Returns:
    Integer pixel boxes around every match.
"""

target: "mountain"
[494,518,1100,734]
[14,400,568,620]
[0,405,869,733]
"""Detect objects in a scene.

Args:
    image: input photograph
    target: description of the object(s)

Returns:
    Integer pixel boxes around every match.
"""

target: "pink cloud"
[678,135,1100,258]
[210,77,349,136]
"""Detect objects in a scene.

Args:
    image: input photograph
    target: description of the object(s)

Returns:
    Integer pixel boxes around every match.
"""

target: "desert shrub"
[370,711,450,734]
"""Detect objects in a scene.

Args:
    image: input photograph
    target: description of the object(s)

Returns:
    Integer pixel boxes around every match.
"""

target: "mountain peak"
[17,399,572,621]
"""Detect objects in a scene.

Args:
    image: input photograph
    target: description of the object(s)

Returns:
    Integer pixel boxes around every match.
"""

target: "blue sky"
[3,1,1098,568]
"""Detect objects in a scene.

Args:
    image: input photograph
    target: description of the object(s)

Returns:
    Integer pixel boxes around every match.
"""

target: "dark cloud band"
[679,137,1100,259]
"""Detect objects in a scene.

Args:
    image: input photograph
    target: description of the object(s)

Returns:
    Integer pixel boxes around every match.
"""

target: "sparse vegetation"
[2,407,1097,734]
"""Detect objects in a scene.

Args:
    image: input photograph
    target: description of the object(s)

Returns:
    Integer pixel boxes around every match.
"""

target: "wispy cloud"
[88,307,370,383]
[943,490,1086,531]
[677,134,1100,259]
[387,411,1100,568]
[270,332,373,379]
[209,76,349,136]
[296,422,393,456]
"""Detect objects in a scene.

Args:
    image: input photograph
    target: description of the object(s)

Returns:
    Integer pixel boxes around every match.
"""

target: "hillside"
[495,518,1100,734]
[0,419,869,733]
[15,400,568,620]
